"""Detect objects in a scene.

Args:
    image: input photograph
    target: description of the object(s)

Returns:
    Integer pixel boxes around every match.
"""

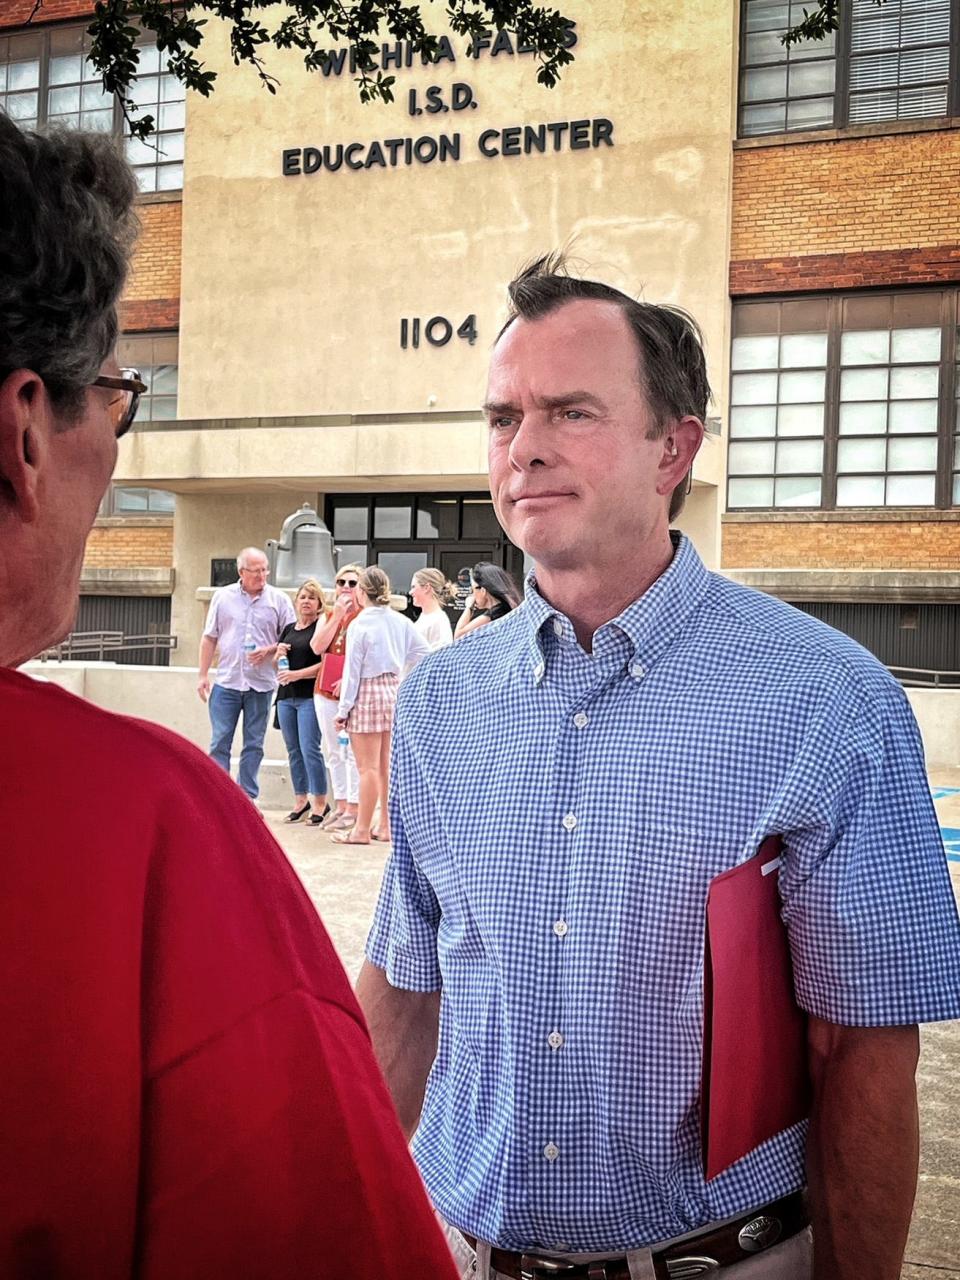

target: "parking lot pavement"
[267,792,960,1277]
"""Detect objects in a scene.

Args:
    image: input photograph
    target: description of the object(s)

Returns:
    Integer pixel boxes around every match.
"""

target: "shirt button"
[573,712,588,729]
[543,1142,560,1162]
[547,1030,564,1050]
[553,919,569,938]
[553,619,563,637]
[630,662,646,679]
[534,662,545,679]
[562,813,577,832]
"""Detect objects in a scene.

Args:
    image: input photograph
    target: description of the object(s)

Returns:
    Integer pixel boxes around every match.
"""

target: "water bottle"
[243,629,256,662]
[277,654,290,673]
[337,727,350,748]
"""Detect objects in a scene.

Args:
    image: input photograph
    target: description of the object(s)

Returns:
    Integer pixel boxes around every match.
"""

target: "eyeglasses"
[239,565,269,576]
[336,578,359,588]
[91,368,147,438]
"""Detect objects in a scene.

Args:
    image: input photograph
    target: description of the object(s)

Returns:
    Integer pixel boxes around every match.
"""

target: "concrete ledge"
[80,566,175,596]
[20,660,960,771]
[722,568,960,603]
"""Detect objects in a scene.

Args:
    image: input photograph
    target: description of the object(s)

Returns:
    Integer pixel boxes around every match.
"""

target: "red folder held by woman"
[701,836,811,1180]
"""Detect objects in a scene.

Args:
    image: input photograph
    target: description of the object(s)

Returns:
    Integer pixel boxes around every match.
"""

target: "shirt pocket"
[613,822,736,1018]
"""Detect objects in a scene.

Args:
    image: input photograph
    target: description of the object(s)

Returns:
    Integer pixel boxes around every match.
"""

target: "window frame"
[737,0,960,139]
[0,19,184,193]
[727,287,960,512]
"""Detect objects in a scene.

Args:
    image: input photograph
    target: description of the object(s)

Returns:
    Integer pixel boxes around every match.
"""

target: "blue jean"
[277,695,328,799]
[208,684,273,800]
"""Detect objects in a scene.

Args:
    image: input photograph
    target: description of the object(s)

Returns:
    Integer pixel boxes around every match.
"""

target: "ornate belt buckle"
[738,1215,782,1253]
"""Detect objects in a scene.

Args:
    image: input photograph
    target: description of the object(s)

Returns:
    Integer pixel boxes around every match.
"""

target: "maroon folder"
[317,651,345,696]
[700,836,810,1180]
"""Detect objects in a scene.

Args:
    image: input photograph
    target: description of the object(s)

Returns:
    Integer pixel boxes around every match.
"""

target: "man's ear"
[0,370,49,523]
[655,415,705,497]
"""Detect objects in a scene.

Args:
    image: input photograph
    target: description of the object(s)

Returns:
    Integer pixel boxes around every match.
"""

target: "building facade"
[4,0,959,671]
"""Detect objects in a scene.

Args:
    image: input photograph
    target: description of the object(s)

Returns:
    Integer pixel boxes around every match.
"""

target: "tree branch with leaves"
[46,0,576,140]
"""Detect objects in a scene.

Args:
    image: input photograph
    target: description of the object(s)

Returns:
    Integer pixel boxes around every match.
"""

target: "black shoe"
[284,802,311,824]
[309,804,332,826]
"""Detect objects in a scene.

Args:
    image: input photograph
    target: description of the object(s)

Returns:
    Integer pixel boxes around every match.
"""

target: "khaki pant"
[438,1213,813,1280]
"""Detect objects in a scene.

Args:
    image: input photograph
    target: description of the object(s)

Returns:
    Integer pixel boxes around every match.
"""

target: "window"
[0,24,184,192]
[728,290,957,510]
[117,332,178,421]
[738,0,958,137]
[99,333,178,518]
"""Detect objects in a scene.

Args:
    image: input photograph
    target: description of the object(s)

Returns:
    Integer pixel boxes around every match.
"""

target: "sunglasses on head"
[336,577,359,588]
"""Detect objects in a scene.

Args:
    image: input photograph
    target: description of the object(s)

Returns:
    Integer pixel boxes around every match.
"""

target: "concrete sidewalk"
[266,793,960,1279]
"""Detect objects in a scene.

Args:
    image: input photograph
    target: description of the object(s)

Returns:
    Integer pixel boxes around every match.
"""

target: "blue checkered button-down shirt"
[367,534,960,1252]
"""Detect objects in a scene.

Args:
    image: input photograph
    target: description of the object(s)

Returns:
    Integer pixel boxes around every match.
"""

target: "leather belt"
[460,1191,808,1279]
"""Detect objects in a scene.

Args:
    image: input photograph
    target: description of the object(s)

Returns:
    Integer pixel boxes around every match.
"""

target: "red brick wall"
[721,520,960,570]
[121,201,181,332]
[730,244,960,296]
[1,0,94,26]
[731,129,960,294]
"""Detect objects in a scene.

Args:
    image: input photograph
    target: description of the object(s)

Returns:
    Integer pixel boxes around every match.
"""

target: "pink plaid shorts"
[347,673,399,733]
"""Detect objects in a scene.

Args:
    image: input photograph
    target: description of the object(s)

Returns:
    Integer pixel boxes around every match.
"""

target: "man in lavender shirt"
[197,546,296,800]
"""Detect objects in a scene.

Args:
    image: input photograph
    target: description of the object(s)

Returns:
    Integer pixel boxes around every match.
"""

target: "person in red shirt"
[0,113,455,1280]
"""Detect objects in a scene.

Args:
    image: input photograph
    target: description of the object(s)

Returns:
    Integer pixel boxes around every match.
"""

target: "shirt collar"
[519,532,711,683]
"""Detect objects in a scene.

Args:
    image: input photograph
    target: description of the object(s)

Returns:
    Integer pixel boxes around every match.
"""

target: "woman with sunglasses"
[454,562,521,640]
[333,566,430,846]
[310,565,363,832]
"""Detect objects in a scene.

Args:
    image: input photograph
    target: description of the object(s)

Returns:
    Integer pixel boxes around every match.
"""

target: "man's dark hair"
[500,253,712,520]
[0,112,138,419]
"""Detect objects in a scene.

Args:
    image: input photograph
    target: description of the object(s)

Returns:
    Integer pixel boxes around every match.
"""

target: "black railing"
[888,666,960,689]
[39,631,178,665]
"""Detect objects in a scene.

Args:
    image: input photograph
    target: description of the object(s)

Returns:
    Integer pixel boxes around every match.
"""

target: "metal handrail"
[888,666,960,689]
[38,631,178,663]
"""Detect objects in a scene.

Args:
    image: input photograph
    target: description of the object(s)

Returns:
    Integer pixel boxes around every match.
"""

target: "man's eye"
[489,416,515,430]
[562,409,588,421]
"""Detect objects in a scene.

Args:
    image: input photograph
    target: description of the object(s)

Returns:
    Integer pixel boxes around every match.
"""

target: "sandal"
[325,813,356,832]
[332,830,371,845]
[371,831,392,843]
[283,802,311,824]
[309,804,332,826]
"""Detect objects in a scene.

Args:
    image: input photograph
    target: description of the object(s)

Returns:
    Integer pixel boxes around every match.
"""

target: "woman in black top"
[454,562,521,640]
[275,578,329,823]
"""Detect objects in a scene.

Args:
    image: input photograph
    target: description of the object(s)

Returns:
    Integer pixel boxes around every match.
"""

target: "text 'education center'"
[8,0,960,672]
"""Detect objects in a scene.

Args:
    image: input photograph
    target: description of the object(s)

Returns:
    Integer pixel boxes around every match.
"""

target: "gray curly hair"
[0,113,139,419]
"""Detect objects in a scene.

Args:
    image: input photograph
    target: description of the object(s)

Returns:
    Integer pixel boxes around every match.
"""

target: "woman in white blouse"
[334,566,430,845]
[410,568,455,651]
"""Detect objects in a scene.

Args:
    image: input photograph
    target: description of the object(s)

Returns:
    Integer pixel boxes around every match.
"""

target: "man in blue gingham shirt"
[359,258,960,1280]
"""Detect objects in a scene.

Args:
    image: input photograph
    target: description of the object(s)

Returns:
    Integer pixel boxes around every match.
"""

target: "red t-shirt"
[0,667,456,1279]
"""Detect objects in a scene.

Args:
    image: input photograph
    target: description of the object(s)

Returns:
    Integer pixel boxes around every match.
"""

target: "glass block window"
[729,298,829,508]
[123,42,185,192]
[0,24,184,193]
[0,32,41,128]
[112,487,176,513]
[117,332,178,421]
[729,291,958,511]
[739,0,837,136]
[836,293,942,507]
[737,0,960,136]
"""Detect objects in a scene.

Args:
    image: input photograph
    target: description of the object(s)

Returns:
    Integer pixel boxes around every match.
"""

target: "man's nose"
[507,411,553,471]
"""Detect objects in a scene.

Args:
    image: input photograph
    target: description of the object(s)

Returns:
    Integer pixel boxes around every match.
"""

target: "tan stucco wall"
[154,0,735,566]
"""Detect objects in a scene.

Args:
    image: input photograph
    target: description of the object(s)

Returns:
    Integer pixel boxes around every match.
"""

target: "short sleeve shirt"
[366,533,960,1252]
